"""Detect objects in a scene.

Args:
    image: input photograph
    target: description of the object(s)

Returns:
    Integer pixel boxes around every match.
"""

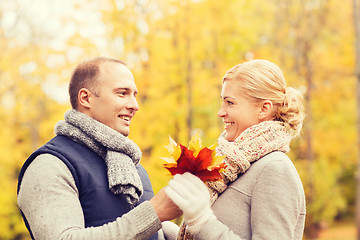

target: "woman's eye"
[117,92,126,96]
[227,100,234,105]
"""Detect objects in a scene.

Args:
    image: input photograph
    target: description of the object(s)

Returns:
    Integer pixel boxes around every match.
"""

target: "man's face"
[88,62,139,136]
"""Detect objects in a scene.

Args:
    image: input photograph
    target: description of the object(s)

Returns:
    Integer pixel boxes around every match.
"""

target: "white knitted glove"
[161,221,179,240]
[165,172,216,234]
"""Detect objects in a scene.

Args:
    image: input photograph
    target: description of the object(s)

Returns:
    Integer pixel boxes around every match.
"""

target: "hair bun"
[277,87,305,137]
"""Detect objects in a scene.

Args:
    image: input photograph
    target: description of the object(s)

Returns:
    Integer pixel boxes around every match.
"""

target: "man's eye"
[227,100,234,105]
[117,92,126,96]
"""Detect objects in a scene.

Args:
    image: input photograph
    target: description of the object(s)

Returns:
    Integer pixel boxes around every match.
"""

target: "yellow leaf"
[160,157,177,164]
[163,162,178,169]
[164,135,181,161]
[208,155,226,170]
[188,132,203,157]
[209,142,218,158]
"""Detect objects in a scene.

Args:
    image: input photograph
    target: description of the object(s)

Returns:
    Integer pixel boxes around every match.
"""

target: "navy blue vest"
[17,135,158,239]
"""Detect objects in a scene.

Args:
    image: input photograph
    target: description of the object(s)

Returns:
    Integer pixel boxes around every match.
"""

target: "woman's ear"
[258,100,273,121]
[78,88,92,109]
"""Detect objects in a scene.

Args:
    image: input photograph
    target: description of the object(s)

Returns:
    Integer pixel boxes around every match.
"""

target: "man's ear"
[78,88,92,109]
[258,100,273,121]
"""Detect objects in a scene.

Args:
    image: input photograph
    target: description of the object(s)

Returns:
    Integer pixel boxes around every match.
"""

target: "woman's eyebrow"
[222,96,236,100]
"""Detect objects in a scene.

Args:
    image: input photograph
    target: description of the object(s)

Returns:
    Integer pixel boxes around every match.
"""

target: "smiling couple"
[17,57,305,240]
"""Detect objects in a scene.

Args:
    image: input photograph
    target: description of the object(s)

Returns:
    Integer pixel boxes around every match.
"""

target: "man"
[17,57,181,239]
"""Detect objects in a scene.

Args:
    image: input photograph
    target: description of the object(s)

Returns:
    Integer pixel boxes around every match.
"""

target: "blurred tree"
[354,0,360,238]
[0,0,103,238]
[101,0,264,193]
[258,0,355,237]
[0,0,358,239]
[102,3,357,237]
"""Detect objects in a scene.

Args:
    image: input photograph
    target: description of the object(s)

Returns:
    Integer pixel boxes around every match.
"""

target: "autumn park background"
[1,0,359,239]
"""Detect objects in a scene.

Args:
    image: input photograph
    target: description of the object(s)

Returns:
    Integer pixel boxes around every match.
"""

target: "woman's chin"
[224,133,235,142]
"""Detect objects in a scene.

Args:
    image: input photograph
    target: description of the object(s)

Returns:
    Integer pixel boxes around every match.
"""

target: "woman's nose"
[217,105,226,118]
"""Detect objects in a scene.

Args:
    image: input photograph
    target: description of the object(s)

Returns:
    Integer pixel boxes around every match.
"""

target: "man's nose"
[127,96,139,111]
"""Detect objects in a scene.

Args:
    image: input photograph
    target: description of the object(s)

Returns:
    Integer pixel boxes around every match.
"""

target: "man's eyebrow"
[114,88,138,95]
[115,87,128,90]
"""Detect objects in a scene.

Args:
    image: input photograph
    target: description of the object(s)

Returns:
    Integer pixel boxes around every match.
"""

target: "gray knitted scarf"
[55,109,143,206]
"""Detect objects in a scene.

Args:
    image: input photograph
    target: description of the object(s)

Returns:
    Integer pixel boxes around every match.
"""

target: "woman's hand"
[165,172,216,234]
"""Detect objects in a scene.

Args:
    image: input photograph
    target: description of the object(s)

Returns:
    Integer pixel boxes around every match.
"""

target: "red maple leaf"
[162,135,226,182]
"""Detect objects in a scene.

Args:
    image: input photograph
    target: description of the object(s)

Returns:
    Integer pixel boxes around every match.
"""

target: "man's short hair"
[69,57,126,109]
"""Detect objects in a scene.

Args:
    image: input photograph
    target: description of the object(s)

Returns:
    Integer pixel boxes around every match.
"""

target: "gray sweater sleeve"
[17,154,163,240]
[249,159,304,240]
[193,156,305,240]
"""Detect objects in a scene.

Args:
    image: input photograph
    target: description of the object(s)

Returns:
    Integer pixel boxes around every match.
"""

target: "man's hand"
[150,188,183,222]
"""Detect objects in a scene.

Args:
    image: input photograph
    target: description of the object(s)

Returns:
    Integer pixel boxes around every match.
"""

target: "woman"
[166,59,306,240]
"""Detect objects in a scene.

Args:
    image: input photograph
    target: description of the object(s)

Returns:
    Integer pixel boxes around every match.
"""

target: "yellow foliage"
[0,0,358,238]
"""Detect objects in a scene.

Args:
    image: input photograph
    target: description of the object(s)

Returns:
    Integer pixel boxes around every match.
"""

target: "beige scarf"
[177,121,292,239]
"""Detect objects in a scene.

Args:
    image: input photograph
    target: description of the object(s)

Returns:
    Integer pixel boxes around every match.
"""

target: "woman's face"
[218,80,261,142]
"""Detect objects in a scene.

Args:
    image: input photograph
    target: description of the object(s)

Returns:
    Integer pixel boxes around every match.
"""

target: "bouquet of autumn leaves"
[161,133,226,182]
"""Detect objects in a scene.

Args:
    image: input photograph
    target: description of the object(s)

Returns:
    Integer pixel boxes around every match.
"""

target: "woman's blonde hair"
[223,59,305,138]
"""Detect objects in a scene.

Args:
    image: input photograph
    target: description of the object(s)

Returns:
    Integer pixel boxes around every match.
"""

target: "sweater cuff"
[127,201,162,239]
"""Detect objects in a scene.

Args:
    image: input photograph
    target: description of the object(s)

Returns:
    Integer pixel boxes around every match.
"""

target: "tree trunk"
[302,42,319,238]
[354,0,360,239]
[184,0,193,141]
